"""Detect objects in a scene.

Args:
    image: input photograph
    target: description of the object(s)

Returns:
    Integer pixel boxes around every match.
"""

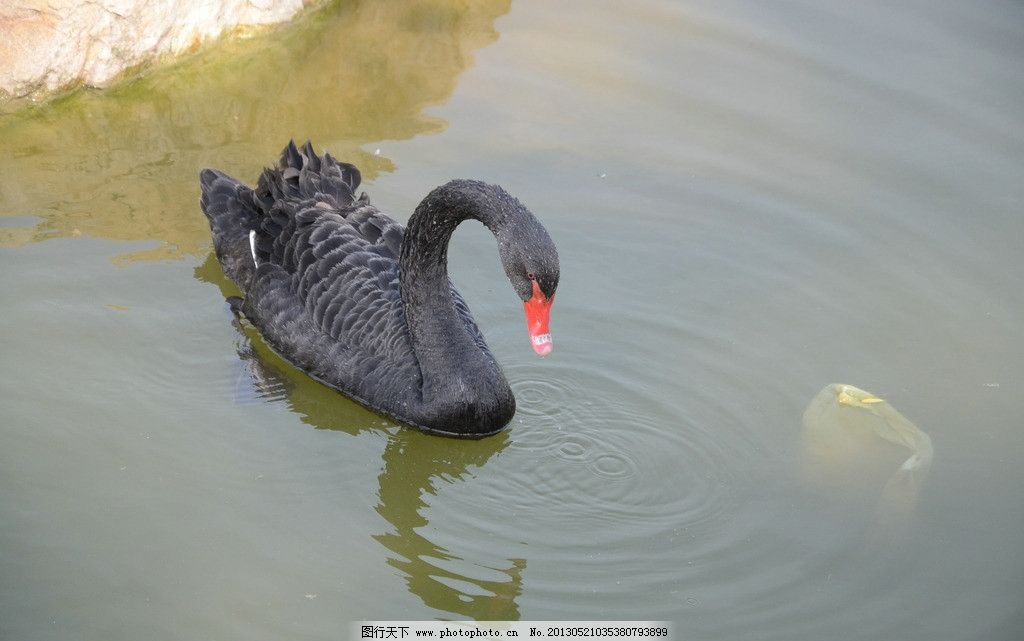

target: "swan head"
[498,212,559,357]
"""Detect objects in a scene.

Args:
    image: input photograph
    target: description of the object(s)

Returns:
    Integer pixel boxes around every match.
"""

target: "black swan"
[200,141,559,437]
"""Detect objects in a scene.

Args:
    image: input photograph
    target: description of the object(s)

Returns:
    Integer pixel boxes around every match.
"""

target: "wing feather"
[244,143,417,373]
[234,142,497,418]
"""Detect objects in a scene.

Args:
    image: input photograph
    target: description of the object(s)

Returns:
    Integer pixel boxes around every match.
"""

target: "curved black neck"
[399,180,515,421]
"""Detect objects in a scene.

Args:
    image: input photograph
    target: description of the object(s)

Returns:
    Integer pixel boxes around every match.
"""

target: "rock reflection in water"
[0,0,511,261]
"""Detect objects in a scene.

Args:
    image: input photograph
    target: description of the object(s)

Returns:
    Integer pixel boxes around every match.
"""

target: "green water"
[2,0,1023,638]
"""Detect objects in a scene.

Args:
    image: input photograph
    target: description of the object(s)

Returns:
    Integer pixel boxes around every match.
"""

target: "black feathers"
[200,141,558,436]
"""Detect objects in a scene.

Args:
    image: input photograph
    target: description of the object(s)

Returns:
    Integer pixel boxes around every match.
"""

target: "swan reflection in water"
[197,254,524,619]
[800,383,933,537]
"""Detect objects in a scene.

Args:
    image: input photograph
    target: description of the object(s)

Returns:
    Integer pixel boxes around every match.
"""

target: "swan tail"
[246,140,365,272]
[199,168,260,288]
[202,141,363,288]
[256,140,362,209]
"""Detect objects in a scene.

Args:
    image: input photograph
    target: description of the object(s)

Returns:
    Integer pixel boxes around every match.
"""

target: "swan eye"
[527,272,536,280]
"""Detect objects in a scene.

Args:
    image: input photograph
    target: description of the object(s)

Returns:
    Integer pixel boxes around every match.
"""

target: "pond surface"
[2,0,1023,638]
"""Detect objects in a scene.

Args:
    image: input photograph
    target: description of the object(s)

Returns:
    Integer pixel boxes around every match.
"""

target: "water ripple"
[438,357,765,581]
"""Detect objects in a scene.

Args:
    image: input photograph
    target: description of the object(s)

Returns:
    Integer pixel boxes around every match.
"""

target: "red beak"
[523,280,553,356]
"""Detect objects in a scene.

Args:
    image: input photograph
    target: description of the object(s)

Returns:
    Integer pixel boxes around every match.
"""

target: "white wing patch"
[249,230,259,266]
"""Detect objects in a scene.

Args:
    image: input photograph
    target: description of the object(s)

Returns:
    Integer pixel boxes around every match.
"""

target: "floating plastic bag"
[801,384,933,534]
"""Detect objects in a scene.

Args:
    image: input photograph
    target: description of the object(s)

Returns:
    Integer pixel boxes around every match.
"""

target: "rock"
[0,0,310,103]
